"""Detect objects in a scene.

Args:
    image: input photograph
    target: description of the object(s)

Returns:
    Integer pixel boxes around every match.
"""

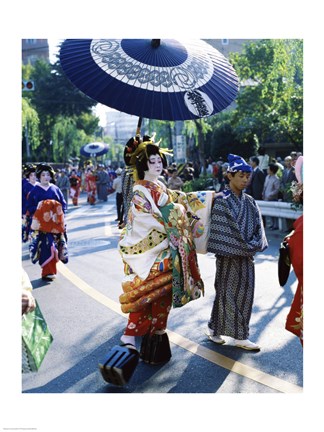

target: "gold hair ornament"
[125,136,173,181]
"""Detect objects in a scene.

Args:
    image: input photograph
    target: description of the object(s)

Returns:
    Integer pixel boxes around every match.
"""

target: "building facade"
[204,39,260,57]
[22,39,49,65]
[103,110,141,143]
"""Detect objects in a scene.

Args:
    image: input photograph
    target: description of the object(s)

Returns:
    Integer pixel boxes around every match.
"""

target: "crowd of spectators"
[159,148,302,232]
[201,148,302,231]
[24,147,301,230]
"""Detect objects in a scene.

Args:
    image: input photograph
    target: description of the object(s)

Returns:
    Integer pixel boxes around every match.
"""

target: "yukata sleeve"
[208,197,268,257]
[247,200,268,253]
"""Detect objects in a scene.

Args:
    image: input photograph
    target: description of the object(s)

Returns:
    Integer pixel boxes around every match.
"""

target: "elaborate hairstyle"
[135,143,168,180]
[23,163,36,178]
[124,133,172,181]
[35,163,56,182]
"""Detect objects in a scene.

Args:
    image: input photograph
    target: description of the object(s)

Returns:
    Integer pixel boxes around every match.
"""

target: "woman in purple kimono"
[26,163,68,281]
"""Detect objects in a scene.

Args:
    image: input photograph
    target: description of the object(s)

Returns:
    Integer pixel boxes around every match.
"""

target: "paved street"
[21,191,303,395]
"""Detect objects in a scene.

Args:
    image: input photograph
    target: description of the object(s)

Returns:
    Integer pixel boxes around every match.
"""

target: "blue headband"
[227,153,252,173]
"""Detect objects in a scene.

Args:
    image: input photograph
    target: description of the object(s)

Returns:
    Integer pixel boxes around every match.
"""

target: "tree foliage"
[206,111,257,160]
[22,58,101,163]
[146,119,174,149]
[229,39,303,150]
[22,98,40,156]
[182,39,303,165]
[22,39,303,165]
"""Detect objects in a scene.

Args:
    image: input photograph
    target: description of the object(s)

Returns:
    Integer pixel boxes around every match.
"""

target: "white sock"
[120,335,135,346]
[155,329,166,335]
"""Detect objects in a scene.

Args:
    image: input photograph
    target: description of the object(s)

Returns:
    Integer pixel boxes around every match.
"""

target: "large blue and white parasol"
[60,39,239,121]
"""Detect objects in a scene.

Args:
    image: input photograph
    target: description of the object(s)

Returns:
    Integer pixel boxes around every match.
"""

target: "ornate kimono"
[285,215,303,345]
[85,172,97,205]
[207,187,268,340]
[118,179,213,336]
[69,174,81,206]
[26,184,68,278]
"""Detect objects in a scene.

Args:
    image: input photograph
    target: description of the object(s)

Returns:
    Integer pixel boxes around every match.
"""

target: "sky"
[48,38,63,63]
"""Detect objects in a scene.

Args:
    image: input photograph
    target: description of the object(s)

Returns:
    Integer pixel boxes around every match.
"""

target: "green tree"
[146,119,174,149]
[22,98,40,161]
[52,113,102,163]
[230,39,303,150]
[22,58,100,162]
[193,119,212,173]
[206,111,256,160]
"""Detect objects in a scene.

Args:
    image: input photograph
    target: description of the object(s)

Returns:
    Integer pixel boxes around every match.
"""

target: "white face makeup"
[146,154,163,177]
[29,172,37,184]
[40,171,51,186]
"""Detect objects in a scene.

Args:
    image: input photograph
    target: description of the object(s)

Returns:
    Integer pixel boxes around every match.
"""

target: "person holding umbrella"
[100,134,215,385]
[26,163,68,281]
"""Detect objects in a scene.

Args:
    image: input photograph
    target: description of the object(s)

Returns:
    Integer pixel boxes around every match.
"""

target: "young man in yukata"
[206,153,268,351]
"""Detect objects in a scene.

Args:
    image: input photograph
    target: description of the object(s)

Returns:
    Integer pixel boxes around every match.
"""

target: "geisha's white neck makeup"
[144,155,163,182]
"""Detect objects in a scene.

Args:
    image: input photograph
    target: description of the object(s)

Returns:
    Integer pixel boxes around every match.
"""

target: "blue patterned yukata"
[207,186,268,339]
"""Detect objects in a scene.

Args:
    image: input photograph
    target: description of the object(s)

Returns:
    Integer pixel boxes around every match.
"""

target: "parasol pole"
[151,39,161,48]
[134,40,160,142]
[135,117,142,142]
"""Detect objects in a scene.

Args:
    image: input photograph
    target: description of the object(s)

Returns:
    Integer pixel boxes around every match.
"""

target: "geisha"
[99,135,215,385]
[26,163,68,281]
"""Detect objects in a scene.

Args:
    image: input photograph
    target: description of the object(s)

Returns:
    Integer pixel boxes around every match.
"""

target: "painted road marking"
[57,262,302,394]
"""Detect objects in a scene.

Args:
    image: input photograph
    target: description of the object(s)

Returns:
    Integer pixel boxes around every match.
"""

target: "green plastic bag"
[22,301,53,373]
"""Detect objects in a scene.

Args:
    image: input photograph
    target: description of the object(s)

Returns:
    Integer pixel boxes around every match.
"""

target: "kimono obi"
[31,199,65,233]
